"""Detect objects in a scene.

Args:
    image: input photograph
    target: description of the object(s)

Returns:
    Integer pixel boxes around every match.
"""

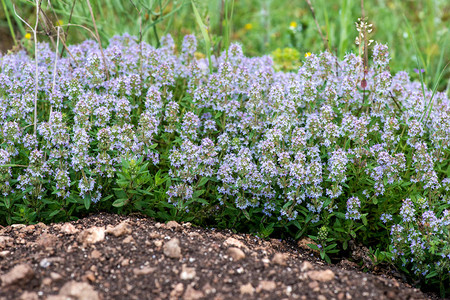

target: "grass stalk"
[1,0,18,46]
[223,0,235,56]
[338,0,351,58]
[191,0,212,73]
[402,16,450,122]
[13,1,40,137]
[305,0,329,51]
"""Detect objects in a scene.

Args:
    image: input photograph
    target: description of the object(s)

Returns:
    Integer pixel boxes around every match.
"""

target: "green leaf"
[401,181,412,187]
[137,189,153,196]
[361,214,368,226]
[325,243,337,251]
[121,158,130,169]
[334,212,346,219]
[425,271,438,279]
[101,194,114,202]
[84,194,91,210]
[322,197,332,208]
[139,163,149,173]
[282,200,293,209]
[159,201,176,209]
[193,190,205,198]
[112,198,128,207]
[292,220,302,230]
[355,225,364,232]
[193,198,208,205]
[215,111,223,119]
[260,223,275,237]
[307,243,320,251]
[242,209,251,220]
[198,177,209,187]
[49,210,61,217]
[157,211,171,220]
[113,189,127,198]
[155,171,166,186]
[128,189,141,195]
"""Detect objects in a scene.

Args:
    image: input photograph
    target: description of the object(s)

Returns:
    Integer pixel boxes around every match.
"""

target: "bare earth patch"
[0,213,437,299]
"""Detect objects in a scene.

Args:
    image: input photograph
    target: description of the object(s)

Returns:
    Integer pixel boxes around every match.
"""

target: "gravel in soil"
[0,213,439,300]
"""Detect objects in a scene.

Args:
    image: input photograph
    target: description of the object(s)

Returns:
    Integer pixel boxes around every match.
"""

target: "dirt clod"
[78,226,105,245]
[272,252,288,266]
[1,263,35,288]
[307,269,335,282]
[163,238,182,259]
[227,247,246,261]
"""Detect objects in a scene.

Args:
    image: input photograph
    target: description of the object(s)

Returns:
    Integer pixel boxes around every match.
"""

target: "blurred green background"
[0,0,449,92]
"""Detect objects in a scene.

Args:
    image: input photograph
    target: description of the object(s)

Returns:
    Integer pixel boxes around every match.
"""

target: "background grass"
[0,0,449,93]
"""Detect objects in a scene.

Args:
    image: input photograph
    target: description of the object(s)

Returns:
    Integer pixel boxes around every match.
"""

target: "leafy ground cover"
[1,0,450,297]
[0,31,449,296]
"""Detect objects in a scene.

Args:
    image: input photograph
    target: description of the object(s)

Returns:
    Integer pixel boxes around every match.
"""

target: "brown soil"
[0,213,440,300]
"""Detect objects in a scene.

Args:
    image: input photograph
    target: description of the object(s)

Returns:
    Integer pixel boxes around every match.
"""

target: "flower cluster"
[390,198,450,280]
[1,34,449,292]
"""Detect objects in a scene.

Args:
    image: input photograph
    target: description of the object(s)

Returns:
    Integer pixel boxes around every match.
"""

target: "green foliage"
[271,47,301,72]
[113,156,154,209]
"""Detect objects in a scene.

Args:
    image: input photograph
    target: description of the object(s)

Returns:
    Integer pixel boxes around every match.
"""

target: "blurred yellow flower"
[56,19,64,26]
[24,33,31,40]
[194,52,205,59]
[289,21,297,29]
[305,52,312,58]
[244,23,253,30]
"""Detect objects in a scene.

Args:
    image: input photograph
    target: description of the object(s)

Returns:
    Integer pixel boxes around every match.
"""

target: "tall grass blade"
[1,0,18,46]
[191,0,212,73]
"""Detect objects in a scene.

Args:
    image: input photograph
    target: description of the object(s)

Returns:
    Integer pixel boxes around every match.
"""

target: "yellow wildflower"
[289,21,297,29]
[244,23,253,30]
[305,52,312,58]
[24,33,31,40]
[55,19,64,26]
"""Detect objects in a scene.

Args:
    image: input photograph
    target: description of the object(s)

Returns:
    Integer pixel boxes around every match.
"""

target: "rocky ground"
[0,212,440,300]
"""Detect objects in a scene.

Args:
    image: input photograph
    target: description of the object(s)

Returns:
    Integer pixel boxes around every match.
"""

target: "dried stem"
[128,0,143,78]
[305,0,329,51]
[33,1,40,137]
[361,0,368,74]
[85,0,109,80]
[49,26,60,122]
[13,1,40,137]
[37,7,56,48]
[60,0,77,58]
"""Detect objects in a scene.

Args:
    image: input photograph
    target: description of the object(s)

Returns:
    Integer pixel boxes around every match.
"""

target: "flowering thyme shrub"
[0,35,449,294]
